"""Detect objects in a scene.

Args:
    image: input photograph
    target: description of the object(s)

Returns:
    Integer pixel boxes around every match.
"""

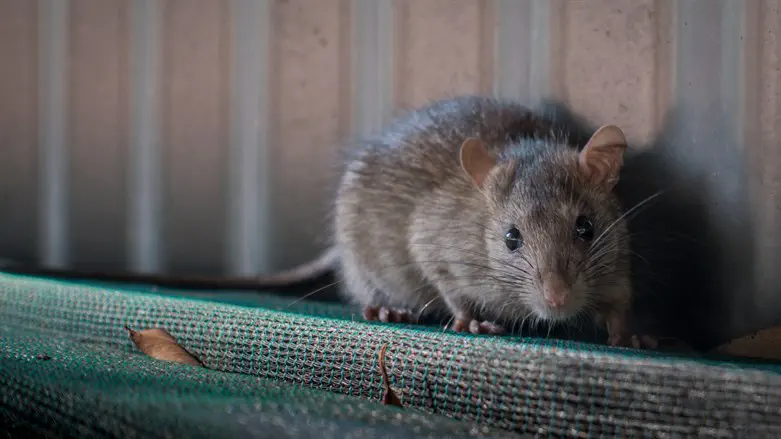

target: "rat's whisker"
[591,190,664,250]
[284,279,345,309]
[442,315,455,332]
[416,296,442,321]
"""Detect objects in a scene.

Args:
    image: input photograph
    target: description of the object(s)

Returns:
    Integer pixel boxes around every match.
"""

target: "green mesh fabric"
[2,272,781,438]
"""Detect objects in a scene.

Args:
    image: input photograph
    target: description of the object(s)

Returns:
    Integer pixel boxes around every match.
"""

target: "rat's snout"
[540,272,571,309]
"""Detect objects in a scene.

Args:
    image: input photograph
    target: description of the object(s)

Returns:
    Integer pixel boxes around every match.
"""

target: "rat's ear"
[578,124,627,190]
[460,137,496,187]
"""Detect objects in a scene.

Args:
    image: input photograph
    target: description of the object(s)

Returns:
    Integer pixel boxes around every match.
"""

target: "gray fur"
[332,95,633,341]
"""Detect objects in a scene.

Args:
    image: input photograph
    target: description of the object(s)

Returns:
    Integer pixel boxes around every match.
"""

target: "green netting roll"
[2,272,781,438]
[1,325,522,439]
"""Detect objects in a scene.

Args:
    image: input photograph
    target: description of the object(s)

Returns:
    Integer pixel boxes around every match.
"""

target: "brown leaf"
[125,325,204,367]
[712,326,781,361]
[378,343,402,407]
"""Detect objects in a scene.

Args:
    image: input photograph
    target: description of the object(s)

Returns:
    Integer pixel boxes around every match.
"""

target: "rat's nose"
[540,272,570,308]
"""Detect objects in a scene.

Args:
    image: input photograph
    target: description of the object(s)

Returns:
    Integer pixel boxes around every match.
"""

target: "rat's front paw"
[449,318,505,335]
[603,309,649,349]
[607,332,658,349]
[607,331,632,348]
[362,306,417,324]
[631,334,659,350]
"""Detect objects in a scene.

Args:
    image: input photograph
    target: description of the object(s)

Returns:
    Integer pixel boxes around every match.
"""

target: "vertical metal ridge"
[493,0,565,105]
[350,0,395,138]
[672,0,759,146]
[726,0,764,304]
[725,0,761,151]
[226,0,272,276]
[720,0,766,335]
[652,0,676,134]
[38,0,69,268]
[529,0,566,103]
[671,0,759,343]
[720,0,748,148]
[492,0,532,101]
[673,0,724,158]
[749,0,781,306]
[128,0,161,273]
[477,0,495,95]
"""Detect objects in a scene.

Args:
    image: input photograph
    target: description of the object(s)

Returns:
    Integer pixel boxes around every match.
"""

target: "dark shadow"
[0,259,342,302]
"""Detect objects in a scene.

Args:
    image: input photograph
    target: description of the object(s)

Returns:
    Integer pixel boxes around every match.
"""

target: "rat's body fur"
[332,96,634,343]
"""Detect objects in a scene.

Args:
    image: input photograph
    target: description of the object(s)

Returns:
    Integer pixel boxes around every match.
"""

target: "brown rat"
[2,96,645,347]
[333,96,638,346]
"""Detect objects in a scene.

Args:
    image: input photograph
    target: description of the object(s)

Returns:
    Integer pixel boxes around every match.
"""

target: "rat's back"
[342,95,556,194]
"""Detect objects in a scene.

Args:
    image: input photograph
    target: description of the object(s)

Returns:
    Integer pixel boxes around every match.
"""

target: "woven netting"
[2,272,781,438]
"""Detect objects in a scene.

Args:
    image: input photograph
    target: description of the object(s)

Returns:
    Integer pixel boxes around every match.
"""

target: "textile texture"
[1,272,781,438]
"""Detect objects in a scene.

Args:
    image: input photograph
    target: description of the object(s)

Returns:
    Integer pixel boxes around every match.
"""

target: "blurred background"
[0,0,780,349]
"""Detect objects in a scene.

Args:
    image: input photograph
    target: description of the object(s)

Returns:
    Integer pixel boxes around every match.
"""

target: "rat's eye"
[504,227,524,251]
[575,215,594,241]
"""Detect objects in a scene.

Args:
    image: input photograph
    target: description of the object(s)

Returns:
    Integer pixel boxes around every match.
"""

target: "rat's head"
[460,125,630,323]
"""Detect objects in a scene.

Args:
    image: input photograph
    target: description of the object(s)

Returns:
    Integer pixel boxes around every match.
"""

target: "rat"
[2,95,647,347]
[332,95,639,347]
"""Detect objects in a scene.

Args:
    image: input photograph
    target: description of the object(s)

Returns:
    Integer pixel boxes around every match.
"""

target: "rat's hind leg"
[339,257,419,324]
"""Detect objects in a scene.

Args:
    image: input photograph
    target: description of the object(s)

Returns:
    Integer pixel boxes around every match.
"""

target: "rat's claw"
[631,334,659,350]
[607,333,630,348]
[449,318,505,335]
[379,307,413,323]
[471,320,505,335]
[362,306,416,324]
[608,332,659,350]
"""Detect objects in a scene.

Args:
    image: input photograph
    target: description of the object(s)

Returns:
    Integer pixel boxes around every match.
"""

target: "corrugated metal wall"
[1,0,779,347]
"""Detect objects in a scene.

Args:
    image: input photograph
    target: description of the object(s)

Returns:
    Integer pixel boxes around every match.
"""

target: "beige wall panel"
[161,0,230,274]
[0,0,38,263]
[394,0,492,110]
[269,0,350,268]
[68,0,129,270]
[562,0,659,145]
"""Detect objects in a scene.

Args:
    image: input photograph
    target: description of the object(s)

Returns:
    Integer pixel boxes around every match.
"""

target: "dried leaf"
[712,326,781,361]
[125,325,204,367]
[378,343,402,407]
